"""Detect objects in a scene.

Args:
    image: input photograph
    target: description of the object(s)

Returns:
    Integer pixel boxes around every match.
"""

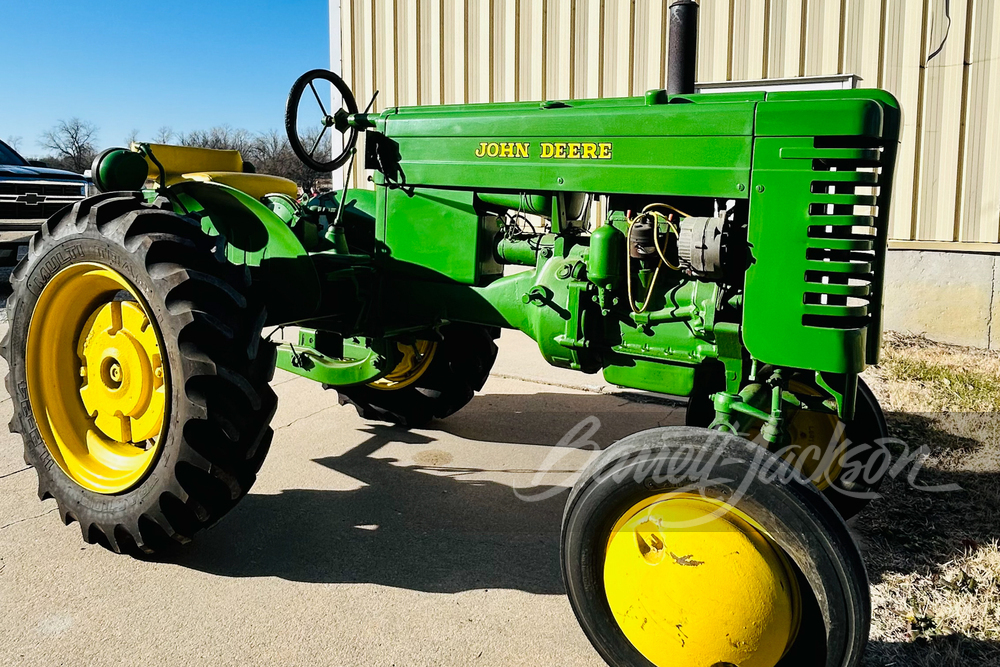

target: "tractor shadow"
[170,390,683,593]
[173,423,575,594]
[853,411,1000,582]
[865,637,1000,667]
[173,390,683,594]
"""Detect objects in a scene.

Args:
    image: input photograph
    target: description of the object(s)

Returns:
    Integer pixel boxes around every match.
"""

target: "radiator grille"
[801,137,884,332]
[742,92,900,374]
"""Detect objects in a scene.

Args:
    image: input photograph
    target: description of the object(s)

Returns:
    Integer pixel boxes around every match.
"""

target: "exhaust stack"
[667,0,699,95]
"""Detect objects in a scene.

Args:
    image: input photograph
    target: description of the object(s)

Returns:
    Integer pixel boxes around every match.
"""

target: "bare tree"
[179,126,256,157]
[249,130,289,170]
[112,123,334,189]
[153,126,174,144]
[284,126,332,188]
[40,118,98,173]
[243,128,332,189]
[124,128,140,145]
[5,136,22,151]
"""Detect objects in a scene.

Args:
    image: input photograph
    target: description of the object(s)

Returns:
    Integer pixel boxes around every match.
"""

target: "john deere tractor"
[5,5,900,666]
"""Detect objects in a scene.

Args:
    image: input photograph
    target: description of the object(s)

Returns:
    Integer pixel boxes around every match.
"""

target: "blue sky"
[0,0,330,157]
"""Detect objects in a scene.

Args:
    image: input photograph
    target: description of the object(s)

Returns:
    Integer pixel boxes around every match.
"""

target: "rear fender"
[168,180,322,324]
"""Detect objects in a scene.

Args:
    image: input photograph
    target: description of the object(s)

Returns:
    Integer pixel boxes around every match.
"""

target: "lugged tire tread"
[3,193,277,555]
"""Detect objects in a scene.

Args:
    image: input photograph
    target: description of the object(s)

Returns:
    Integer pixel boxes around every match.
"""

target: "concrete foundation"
[882,249,1000,350]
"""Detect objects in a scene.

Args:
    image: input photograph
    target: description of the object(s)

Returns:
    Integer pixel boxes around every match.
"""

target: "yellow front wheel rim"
[26,262,169,494]
[603,493,800,667]
[747,379,846,491]
[368,340,437,391]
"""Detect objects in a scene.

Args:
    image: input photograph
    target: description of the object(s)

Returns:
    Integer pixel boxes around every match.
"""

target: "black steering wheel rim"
[285,68,359,172]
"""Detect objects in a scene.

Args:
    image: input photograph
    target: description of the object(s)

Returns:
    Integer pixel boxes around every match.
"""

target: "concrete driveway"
[0,328,684,666]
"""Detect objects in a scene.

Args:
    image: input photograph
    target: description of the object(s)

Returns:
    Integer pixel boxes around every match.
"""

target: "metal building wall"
[337,0,1000,245]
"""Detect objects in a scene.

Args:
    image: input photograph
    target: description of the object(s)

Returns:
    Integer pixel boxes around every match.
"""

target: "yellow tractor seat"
[132,143,299,199]
[181,172,299,199]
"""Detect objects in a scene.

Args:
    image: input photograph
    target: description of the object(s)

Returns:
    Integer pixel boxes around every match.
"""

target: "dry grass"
[858,332,1000,666]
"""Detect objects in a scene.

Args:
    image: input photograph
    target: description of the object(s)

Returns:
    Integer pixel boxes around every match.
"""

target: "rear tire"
[334,324,499,428]
[2,193,277,554]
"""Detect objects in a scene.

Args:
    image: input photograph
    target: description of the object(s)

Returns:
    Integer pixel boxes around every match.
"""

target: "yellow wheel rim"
[26,262,169,494]
[603,493,800,667]
[748,380,845,491]
[368,340,437,391]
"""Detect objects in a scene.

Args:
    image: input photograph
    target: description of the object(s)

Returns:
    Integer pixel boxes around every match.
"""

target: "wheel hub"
[603,494,800,667]
[78,300,166,444]
[369,339,437,391]
[25,263,169,494]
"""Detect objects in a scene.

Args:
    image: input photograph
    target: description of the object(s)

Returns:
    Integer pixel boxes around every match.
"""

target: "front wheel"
[686,373,889,519]
[2,193,277,554]
[562,426,870,667]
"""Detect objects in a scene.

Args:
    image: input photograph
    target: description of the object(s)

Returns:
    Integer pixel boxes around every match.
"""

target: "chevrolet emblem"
[16,193,44,205]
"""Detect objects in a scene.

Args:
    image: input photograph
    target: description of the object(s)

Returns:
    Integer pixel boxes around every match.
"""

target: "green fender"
[168,180,322,324]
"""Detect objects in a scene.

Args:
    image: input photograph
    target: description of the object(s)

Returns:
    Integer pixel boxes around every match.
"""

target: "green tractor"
[5,5,899,666]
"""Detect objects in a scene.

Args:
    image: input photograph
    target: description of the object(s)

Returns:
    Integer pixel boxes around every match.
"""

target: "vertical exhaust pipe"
[667,0,699,95]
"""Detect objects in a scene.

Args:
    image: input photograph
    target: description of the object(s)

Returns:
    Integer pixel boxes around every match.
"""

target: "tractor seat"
[134,143,298,199]
[180,172,298,199]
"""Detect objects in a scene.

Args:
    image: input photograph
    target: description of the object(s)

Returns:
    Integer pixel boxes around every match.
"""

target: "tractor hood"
[0,164,86,181]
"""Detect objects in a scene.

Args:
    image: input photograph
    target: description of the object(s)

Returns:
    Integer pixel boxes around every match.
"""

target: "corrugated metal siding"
[338,0,1000,244]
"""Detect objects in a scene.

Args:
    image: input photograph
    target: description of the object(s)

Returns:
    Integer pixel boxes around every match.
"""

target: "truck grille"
[0,179,85,221]
[0,201,72,219]
[0,182,84,197]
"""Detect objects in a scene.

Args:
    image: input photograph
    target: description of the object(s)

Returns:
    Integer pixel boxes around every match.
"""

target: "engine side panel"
[376,95,756,199]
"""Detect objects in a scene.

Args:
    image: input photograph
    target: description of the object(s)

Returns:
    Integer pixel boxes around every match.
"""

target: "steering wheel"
[285,69,359,172]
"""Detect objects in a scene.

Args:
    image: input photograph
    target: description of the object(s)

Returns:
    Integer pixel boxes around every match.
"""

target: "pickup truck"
[0,139,88,274]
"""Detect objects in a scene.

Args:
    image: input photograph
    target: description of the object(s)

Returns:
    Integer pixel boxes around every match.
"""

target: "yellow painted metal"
[369,340,437,391]
[603,494,800,667]
[181,172,299,198]
[129,142,298,198]
[747,380,845,491]
[25,263,169,494]
[134,142,243,184]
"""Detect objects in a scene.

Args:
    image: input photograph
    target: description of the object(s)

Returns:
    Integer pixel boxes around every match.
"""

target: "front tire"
[333,324,499,428]
[2,193,277,554]
[562,426,870,667]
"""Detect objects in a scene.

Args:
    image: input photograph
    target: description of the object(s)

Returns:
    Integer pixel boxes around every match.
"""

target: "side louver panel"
[742,92,901,374]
